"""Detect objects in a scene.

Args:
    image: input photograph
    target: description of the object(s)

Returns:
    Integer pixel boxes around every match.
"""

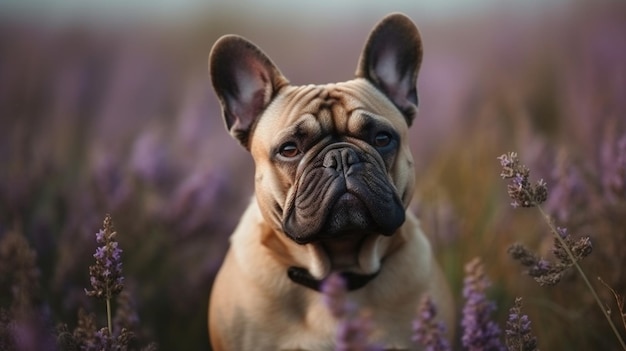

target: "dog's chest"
[238,291,415,350]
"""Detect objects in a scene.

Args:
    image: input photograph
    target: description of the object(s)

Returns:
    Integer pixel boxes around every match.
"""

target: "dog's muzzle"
[282,142,405,244]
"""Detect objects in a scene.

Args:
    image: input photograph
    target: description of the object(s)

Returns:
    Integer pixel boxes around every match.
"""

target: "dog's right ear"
[209,35,289,149]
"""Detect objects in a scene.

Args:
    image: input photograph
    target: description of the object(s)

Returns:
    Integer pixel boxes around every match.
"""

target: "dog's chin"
[287,232,383,292]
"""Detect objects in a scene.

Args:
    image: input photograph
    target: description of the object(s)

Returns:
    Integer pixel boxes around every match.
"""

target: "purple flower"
[335,313,381,351]
[321,273,353,318]
[412,295,451,351]
[94,327,113,350]
[498,152,547,208]
[601,133,626,202]
[505,297,538,351]
[508,227,592,287]
[551,227,592,267]
[501,152,594,286]
[85,214,124,300]
[320,273,380,350]
[461,258,505,351]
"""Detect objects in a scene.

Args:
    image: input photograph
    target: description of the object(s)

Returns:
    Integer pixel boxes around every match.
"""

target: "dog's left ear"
[356,13,423,126]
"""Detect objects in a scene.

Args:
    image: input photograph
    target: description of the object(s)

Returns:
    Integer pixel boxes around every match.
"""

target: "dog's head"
[209,13,422,288]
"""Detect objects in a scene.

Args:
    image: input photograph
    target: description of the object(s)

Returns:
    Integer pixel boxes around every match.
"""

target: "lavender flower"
[58,307,157,351]
[70,326,137,351]
[57,309,97,351]
[544,157,586,222]
[320,273,380,351]
[94,328,114,350]
[321,273,353,318]
[412,295,451,351]
[0,229,41,311]
[71,308,98,349]
[507,227,592,286]
[56,324,78,351]
[0,310,15,351]
[499,151,626,349]
[114,287,140,333]
[499,152,593,285]
[461,258,505,351]
[0,229,55,351]
[58,214,157,350]
[505,297,538,351]
[335,313,380,351]
[85,213,125,339]
[552,227,592,266]
[602,134,626,201]
[85,214,124,300]
[507,244,561,286]
[498,152,547,208]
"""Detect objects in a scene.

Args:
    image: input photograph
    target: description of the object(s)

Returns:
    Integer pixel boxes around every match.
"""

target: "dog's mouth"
[320,234,363,269]
[287,232,388,291]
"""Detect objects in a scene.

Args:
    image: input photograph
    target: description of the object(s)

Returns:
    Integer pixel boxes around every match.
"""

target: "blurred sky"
[0,0,571,25]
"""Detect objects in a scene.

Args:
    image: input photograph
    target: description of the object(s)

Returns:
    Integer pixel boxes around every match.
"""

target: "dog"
[207,13,453,350]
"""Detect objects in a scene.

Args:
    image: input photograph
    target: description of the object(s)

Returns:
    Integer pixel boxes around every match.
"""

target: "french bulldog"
[207,13,453,351]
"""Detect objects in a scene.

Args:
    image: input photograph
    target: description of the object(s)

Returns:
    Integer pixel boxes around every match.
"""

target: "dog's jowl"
[207,13,454,351]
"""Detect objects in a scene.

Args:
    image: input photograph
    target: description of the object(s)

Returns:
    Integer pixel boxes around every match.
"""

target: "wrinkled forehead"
[252,79,407,152]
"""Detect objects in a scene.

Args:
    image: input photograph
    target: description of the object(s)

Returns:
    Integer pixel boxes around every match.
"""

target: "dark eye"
[374,132,392,147]
[279,142,300,158]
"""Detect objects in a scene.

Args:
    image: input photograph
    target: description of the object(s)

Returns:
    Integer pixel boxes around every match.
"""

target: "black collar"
[287,266,379,292]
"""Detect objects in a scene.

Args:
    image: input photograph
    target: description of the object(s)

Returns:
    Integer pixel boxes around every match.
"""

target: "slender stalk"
[598,277,626,333]
[534,203,626,350]
[106,296,113,335]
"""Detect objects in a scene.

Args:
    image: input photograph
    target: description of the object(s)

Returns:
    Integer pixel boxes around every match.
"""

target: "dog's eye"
[279,142,300,158]
[373,132,392,147]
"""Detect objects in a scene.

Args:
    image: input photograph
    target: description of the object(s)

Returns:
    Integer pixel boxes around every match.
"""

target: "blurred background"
[1,0,625,349]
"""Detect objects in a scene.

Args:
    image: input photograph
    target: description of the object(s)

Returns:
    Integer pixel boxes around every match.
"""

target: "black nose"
[323,148,360,172]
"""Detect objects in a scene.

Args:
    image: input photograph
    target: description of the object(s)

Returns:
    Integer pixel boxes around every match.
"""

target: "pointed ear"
[356,13,423,126]
[209,35,289,148]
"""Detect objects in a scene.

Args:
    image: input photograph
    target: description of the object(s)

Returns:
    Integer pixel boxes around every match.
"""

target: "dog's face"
[210,14,422,287]
[252,81,415,243]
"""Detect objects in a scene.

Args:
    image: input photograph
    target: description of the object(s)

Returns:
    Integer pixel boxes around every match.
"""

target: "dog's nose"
[323,148,360,171]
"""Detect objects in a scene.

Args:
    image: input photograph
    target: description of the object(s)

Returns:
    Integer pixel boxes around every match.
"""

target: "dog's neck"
[287,266,379,292]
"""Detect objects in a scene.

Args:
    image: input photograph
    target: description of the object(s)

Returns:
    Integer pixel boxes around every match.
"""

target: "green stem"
[535,204,626,350]
[106,296,112,335]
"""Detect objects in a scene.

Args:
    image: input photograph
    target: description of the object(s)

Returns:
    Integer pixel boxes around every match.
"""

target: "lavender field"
[1,1,625,350]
